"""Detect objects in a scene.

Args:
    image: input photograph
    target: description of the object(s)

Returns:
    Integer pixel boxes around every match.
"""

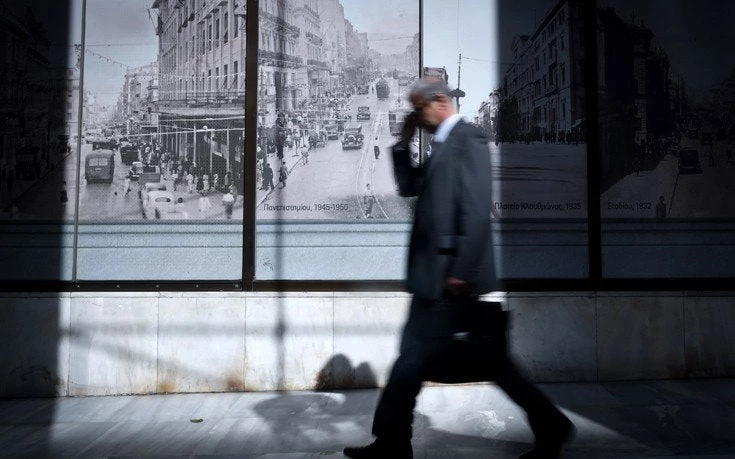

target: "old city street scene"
[2,0,734,222]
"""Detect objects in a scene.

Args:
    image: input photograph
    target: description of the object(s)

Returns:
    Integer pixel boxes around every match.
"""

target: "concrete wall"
[1,291,734,397]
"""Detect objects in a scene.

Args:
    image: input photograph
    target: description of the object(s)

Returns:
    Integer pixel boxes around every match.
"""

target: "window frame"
[2,0,734,293]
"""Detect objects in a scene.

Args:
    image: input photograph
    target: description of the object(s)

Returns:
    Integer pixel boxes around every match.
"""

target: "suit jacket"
[392,120,497,300]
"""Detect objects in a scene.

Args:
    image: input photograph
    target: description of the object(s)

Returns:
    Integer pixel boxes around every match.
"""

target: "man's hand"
[447,276,469,296]
[396,111,419,149]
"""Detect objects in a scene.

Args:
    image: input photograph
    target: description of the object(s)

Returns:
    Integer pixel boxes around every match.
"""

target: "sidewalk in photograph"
[1,378,734,457]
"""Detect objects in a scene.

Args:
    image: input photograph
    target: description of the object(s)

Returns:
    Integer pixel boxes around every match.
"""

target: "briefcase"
[419,299,510,384]
[418,300,508,348]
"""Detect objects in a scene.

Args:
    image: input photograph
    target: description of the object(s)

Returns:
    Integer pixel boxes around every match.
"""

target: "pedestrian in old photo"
[186,171,195,193]
[212,173,220,192]
[363,183,375,218]
[344,78,573,459]
[279,161,288,188]
[222,189,235,219]
[301,144,309,165]
[174,197,188,219]
[60,181,68,203]
[374,140,380,160]
[202,172,210,192]
[656,195,667,219]
[171,170,179,191]
[262,161,275,191]
[198,191,212,217]
[123,170,132,196]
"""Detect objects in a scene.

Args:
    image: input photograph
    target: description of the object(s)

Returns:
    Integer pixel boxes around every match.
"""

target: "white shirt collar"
[432,113,463,143]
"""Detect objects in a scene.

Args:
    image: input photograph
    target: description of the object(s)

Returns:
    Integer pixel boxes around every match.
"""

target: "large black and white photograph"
[598,0,735,219]
[75,0,246,222]
[0,0,82,222]
[255,0,419,220]
[422,0,588,220]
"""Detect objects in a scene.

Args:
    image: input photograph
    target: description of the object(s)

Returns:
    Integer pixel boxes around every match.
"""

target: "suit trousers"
[371,295,567,442]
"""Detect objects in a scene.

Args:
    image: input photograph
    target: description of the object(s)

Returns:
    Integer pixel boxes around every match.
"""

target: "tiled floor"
[1,379,734,458]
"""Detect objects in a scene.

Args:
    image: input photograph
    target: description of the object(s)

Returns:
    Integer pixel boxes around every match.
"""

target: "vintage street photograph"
[76,0,246,222]
[0,0,82,221]
[254,0,420,221]
[422,0,589,220]
[598,0,735,219]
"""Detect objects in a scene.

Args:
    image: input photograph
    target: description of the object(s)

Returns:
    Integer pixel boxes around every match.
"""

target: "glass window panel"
[422,0,589,279]
[598,0,735,278]
[254,0,420,280]
[75,0,245,281]
[0,0,82,281]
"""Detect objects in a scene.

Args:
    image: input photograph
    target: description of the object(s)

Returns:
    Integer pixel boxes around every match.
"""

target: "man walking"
[262,162,275,191]
[344,78,573,459]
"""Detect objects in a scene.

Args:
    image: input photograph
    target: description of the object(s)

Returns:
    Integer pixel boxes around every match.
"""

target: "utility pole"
[457,53,462,112]
[449,53,465,111]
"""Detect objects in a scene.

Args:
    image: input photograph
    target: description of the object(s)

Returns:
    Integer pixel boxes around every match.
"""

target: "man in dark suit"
[344,79,573,459]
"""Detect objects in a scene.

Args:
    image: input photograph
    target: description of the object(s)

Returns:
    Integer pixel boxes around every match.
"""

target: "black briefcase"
[418,299,510,384]
[417,300,508,348]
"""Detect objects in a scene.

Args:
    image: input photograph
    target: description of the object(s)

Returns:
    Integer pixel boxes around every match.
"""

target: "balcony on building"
[260,9,300,38]
[305,31,323,46]
[259,50,303,69]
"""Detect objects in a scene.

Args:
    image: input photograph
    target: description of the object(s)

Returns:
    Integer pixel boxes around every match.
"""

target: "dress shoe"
[343,438,413,458]
[520,417,574,459]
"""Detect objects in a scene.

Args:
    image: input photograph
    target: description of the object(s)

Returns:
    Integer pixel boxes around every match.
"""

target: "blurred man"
[344,79,573,459]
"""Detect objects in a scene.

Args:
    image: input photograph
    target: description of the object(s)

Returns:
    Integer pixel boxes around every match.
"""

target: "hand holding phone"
[397,111,419,149]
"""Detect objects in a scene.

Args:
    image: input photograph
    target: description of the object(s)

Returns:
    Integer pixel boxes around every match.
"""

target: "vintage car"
[129,161,144,182]
[119,143,139,165]
[341,125,364,150]
[84,151,115,183]
[140,181,167,203]
[138,164,162,186]
[356,106,371,120]
[92,138,117,151]
[324,124,340,140]
[143,189,176,220]
[678,149,702,174]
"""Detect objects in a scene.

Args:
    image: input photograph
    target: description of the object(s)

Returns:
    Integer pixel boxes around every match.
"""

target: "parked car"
[356,106,371,120]
[143,190,176,219]
[324,124,339,140]
[678,149,702,174]
[141,182,167,203]
[119,143,139,165]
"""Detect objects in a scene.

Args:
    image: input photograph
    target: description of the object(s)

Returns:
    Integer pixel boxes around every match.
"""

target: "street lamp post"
[233,3,247,180]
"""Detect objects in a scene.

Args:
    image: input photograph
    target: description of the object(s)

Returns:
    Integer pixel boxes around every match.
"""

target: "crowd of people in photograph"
[255,88,356,191]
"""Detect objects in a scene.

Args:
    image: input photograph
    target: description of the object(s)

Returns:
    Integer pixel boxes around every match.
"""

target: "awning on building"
[158,106,245,117]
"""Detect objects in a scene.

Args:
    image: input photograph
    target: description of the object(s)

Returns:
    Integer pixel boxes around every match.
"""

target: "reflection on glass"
[481,0,588,219]
[598,0,735,220]
[0,0,82,222]
[78,0,245,222]
[255,0,420,221]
